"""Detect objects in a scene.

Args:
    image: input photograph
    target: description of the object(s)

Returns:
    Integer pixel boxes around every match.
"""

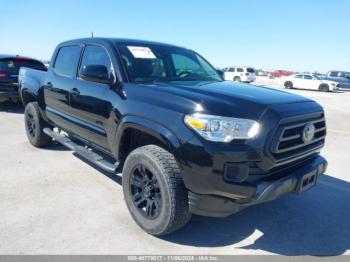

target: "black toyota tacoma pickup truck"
[19,38,327,236]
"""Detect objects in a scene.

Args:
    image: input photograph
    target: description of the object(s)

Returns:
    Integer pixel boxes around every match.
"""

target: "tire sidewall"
[122,150,173,235]
[24,103,41,145]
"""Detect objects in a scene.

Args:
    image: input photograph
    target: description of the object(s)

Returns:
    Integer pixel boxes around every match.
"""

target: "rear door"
[44,45,82,131]
[302,74,317,90]
[293,74,303,88]
[68,44,117,150]
[236,67,244,80]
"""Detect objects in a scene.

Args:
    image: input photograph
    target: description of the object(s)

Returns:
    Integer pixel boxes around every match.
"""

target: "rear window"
[0,58,46,74]
[54,46,81,77]
[247,67,255,73]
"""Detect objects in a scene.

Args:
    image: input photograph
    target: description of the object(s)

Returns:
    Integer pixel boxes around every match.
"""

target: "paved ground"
[1,80,350,255]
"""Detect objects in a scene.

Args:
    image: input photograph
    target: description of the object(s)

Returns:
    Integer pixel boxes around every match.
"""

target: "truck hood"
[166,81,311,105]
[124,82,322,120]
[128,81,321,121]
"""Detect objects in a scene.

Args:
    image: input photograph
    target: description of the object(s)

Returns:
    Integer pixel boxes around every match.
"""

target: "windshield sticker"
[127,46,156,59]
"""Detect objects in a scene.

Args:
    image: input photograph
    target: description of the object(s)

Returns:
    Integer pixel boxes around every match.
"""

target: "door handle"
[70,88,80,97]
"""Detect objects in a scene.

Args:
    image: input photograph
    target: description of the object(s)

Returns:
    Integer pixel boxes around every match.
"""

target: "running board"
[43,128,119,173]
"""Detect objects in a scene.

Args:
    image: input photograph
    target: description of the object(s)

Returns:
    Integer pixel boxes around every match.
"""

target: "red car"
[270,70,293,78]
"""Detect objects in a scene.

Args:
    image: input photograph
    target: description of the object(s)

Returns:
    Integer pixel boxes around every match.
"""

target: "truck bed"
[18,67,46,98]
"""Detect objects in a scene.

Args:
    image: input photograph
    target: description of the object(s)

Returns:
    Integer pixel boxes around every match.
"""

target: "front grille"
[270,113,326,162]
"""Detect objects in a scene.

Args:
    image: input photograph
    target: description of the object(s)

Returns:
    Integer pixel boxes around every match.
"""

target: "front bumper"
[188,155,327,217]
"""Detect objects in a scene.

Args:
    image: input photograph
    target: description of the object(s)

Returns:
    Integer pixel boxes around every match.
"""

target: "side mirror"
[79,65,113,85]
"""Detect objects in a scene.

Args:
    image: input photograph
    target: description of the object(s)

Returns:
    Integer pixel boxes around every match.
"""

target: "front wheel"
[319,84,329,92]
[122,145,191,236]
[234,76,241,82]
[284,81,293,89]
[24,102,52,147]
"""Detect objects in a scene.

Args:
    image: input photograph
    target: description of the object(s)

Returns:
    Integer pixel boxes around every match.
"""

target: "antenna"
[91,31,94,38]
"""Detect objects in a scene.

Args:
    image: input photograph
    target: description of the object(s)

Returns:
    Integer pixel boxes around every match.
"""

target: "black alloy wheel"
[130,165,162,219]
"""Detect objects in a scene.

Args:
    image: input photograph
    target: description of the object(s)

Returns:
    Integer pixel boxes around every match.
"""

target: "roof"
[0,54,18,59]
[59,37,187,49]
[0,54,41,61]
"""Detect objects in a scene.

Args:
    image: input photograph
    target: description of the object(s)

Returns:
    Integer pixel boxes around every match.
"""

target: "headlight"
[184,113,260,142]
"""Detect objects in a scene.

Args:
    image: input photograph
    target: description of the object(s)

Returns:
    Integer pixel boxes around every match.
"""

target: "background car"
[255,69,269,77]
[270,70,293,78]
[326,70,350,89]
[284,73,339,92]
[222,66,256,83]
[0,55,47,102]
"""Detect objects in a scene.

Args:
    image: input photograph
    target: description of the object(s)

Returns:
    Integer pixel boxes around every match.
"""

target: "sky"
[0,0,349,72]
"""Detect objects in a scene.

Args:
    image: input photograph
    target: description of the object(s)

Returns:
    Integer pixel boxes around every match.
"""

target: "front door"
[68,45,117,150]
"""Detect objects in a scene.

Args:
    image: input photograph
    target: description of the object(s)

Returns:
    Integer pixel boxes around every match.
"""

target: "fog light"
[224,164,249,183]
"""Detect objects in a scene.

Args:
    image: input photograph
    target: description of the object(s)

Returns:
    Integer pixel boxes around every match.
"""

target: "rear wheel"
[284,81,293,89]
[234,76,241,82]
[122,145,191,236]
[319,84,329,92]
[24,102,52,147]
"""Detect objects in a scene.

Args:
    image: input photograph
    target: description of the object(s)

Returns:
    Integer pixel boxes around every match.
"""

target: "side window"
[79,45,113,78]
[237,68,244,72]
[54,46,81,77]
[295,75,302,79]
[304,75,313,80]
[339,72,348,78]
[229,67,235,72]
[329,71,338,77]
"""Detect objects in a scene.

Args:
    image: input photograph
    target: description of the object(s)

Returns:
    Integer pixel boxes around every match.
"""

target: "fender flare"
[112,115,181,160]
[20,84,38,106]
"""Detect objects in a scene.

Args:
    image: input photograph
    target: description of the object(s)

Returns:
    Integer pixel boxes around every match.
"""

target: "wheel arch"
[20,88,37,107]
[113,115,181,166]
[319,83,329,91]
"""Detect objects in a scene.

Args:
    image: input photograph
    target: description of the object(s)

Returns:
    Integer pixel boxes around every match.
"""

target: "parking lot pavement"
[1,85,350,255]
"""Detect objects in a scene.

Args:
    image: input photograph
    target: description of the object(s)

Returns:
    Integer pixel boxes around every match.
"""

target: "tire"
[122,145,191,236]
[284,81,293,89]
[319,84,329,92]
[234,76,241,82]
[24,102,52,147]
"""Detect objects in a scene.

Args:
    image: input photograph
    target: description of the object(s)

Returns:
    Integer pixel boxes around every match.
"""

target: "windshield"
[116,43,223,83]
